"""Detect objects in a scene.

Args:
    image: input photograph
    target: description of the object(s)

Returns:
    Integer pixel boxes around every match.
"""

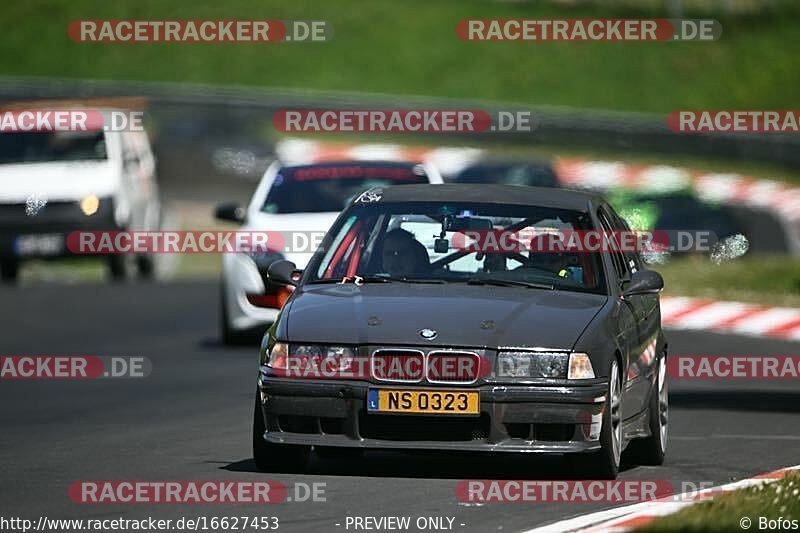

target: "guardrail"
[2,77,797,255]
[2,77,800,169]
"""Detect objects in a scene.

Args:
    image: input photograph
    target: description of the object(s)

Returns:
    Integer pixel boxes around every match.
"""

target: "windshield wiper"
[307,275,444,285]
[467,278,554,290]
[359,275,445,284]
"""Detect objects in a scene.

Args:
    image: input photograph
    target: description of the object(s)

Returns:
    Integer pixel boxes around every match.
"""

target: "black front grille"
[426,351,481,384]
[534,423,575,442]
[277,415,317,434]
[371,350,424,382]
[359,412,490,442]
[320,417,345,435]
[503,423,576,442]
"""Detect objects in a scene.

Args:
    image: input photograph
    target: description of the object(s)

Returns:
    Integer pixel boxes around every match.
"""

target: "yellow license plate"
[367,389,480,415]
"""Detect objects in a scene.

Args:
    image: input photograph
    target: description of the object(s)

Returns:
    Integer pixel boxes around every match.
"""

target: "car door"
[601,205,654,417]
[123,131,145,231]
[129,129,160,231]
[609,207,661,364]
[597,206,647,420]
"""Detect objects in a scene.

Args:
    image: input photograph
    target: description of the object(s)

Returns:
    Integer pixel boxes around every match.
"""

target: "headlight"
[267,343,356,375]
[567,352,595,379]
[496,351,569,379]
[79,195,100,216]
[266,342,289,368]
[495,351,596,380]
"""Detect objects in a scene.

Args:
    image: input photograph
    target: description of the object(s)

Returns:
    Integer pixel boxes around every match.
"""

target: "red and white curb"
[661,296,800,342]
[555,158,800,255]
[523,465,800,533]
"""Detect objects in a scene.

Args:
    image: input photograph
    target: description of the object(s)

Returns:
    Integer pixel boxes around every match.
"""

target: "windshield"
[262,163,430,214]
[308,201,606,294]
[0,131,107,164]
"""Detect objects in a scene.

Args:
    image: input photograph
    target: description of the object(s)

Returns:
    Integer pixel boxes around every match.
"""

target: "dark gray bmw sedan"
[254,184,668,479]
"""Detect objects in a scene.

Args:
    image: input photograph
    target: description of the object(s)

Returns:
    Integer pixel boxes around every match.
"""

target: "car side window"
[597,207,629,283]
[606,205,642,274]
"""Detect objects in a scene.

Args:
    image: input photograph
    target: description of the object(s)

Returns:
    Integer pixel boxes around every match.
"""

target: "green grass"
[641,473,800,532]
[654,255,800,306]
[3,0,800,113]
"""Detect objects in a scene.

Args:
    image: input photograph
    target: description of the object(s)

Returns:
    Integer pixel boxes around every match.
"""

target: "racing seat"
[381,229,431,277]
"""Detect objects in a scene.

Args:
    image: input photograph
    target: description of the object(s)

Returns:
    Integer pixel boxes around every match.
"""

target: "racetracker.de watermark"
[451,229,726,254]
[456,19,721,42]
[273,109,536,133]
[0,109,144,132]
[267,352,492,381]
[668,355,800,379]
[65,230,727,255]
[67,231,283,254]
[456,480,722,503]
[68,20,332,42]
[0,356,150,379]
[668,110,800,133]
[69,481,325,504]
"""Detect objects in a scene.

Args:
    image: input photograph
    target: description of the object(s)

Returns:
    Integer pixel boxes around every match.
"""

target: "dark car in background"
[450,158,559,188]
[607,189,745,258]
[254,184,668,479]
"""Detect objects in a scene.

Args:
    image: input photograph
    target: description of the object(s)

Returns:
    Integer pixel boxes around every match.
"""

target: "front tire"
[626,355,668,465]
[220,283,250,345]
[253,390,310,473]
[585,360,623,479]
[107,255,127,281]
[1,261,19,283]
[136,254,155,280]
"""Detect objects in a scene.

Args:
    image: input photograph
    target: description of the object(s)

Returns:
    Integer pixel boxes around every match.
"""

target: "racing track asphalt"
[1,280,799,532]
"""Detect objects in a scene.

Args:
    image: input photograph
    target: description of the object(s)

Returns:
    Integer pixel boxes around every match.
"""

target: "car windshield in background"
[262,163,430,214]
[454,163,558,188]
[310,201,606,294]
[0,131,107,164]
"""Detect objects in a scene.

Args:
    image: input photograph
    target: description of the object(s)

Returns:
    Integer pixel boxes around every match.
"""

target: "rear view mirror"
[623,270,664,297]
[123,153,140,169]
[267,259,302,287]
[445,217,493,231]
[214,202,245,223]
[434,238,450,253]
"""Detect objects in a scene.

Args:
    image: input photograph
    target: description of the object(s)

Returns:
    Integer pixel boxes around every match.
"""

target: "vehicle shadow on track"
[221,451,639,480]
[670,390,800,413]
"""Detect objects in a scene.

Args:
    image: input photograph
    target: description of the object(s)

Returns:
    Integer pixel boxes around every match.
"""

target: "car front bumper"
[0,200,118,261]
[222,253,280,332]
[257,377,608,453]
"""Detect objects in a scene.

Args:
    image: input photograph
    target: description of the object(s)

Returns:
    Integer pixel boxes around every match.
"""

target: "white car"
[216,159,443,344]
[0,108,160,282]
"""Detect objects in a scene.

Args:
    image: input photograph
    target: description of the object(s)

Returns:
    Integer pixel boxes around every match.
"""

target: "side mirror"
[623,269,663,297]
[123,153,140,168]
[214,202,245,223]
[267,259,302,287]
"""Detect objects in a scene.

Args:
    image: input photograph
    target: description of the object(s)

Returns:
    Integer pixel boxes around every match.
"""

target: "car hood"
[0,161,119,202]
[284,283,607,350]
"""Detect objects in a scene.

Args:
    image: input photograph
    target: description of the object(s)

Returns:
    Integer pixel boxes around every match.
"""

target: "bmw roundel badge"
[419,328,438,340]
